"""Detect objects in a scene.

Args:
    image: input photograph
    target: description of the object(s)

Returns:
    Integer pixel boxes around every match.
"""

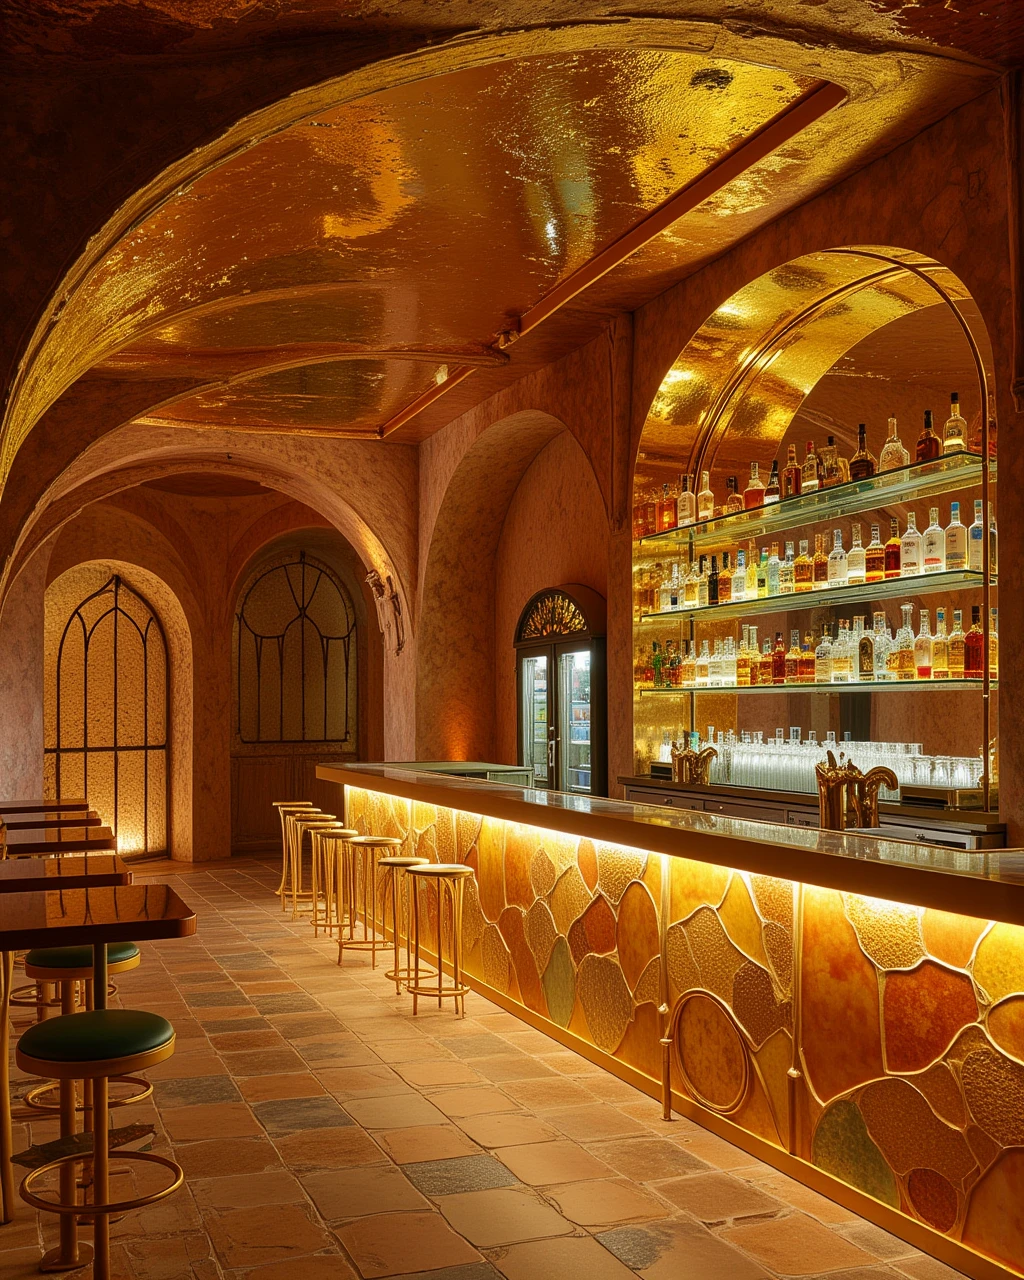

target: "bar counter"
[318,762,1024,1280]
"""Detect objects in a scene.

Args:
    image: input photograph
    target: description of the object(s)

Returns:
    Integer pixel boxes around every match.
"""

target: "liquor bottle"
[719,551,733,602]
[847,524,866,584]
[827,529,848,587]
[744,461,766,510]
[767,543,781,596]
[814,625,833,683]
[968,498,984,572]
[723,637,737,685]
[948,609,966,678]
[798,634,816,683]
[989,501,998,574]
[914,608,933,679]
[916,409,941,463]
[737,627,752,686]
[656,482,677,532]
[658,563,677,611]
[758,639,774,686]
[830,620,854,683]
[945,501,968,571]
[707,555,720,606]
[849,424,876,481]
[732,550,746,602]
[756,548,769,599]
[865,525,885,582]
[857,616,875,682]
[900,512,922,577]
[872,611,893,681]
[748,626,760,686]
[812,533,829,589]
[779,542,796,594]
[724,476,744,515]
[990,607,999,679]
[696,640,710,687]
[678,475,697,526]
[785,630,801,683]
[697,471,715,521]
[745,542,758,598]
[801,441,820,493]
[652,640,664,687]
[922,507,945,573]
[772,632,787,685]
[932,607,949,679]
[884,518,902,579]
[781,444,802,498]
[942,392,967,454]
[709,639,723,687]
[819,437,839,488]
[764,459,781,504]
[681,641,696,686]
[794,539,813,592]
[894,604,917,681]
[668,641,682,687]
[879,415,911,471]
[697,555,709,608]
[964,605,984,678]
[835,442,851,484]
[683,559,699,607]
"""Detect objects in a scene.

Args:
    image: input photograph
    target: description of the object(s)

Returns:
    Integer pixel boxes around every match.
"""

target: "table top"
[4,826,116,854]
[0,856,130,893]
[3,812,101,831]
[0,798,89,815]
[0,884,196,950]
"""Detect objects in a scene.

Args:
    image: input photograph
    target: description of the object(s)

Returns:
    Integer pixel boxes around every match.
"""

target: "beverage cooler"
[514,586,607,796]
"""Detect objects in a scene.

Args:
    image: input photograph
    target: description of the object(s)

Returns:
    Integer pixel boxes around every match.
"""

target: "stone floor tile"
[175,1136,284,1178]
[253,1095,354,1134]
[192,1168,307,1210]
[544,1104,647,1142]
[589,1136,708,1181]
[723,1213,879,1275]
[201,1017,271,1035]
[376,1124,482,1164]
[336,1209,482,1278]
[599,1219,772,1279]
[382,1266,499,1280]
[470,1054,558,1083]
[345,1092,448,1129]
[495,1138,612,1186]
[206,1203,335,1270]
[369,1038,452,1064]
[668,1126,761,1170]
[535,1051,606,1077]
[656,1170,784,1222]
[404,1154,519,1196]
[147,1052,229,1080]
[266,1012,347,1038]
[238,1071,327,1102]
[437,1033,522,1058]
[301,1164,430,1219]
[754,1173,859,1224]
[208,1028,288,1052]
[436,1186,575,1246]
[394,1059,485,1088]
[225,1255,358,1279]
[549,1177,670,1228]
[250,993,321,1014]
[317,1064,410,1099]
[273,1125,386,1170]
[155,1075,242,1107]
[161,1100,263,1141]
[221,1046,309,1076]
[491,1235,637,1280]
[894,1258,970,1279]
[839,1221,922,1260]
[500,1078,594,1109]
[429,1087,520,1118]
[456,1113,558,1149]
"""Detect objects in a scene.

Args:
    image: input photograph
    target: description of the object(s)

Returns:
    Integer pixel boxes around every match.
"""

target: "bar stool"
[17,1010,183,1276]
[377,855,430,993]
[285,812,338,918]
[272,801,314,901]
[407,863,475,1017]
[337,836,403,968]
[310,826,357,936]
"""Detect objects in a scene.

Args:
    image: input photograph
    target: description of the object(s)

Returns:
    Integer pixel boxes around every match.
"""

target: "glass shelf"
[638,569,989,625]
[639,452,992,552]
[637,679,994,696]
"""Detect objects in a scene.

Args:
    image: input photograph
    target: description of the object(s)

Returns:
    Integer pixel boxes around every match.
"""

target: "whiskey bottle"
[758,639,774,686]
[849,424,876,481]
[764,459,781,504]
[865,525,885,582]
[922,507,945,573]
[652,640,664,687]
[812,533,829,589]
[856,617,875,682]
[878,415,910,470]
[990,607,999,679]
[681,641,696,686]
[772,632,787,685]
[894,603,917,681]
[964,605,984,678]
[968,498,984,572]
[745,542,758,598]
[748,626,760,685]
[948,609,966,678]
[732,550,746,602]
[697,471,715,521]
[884,518,902,579]
[724,476,744,515]
[819,437,839,488]
[798,634,816,683]
[656,482,678,532]
[872,611,893,681]
[941,392,967,454]
[779,542,796,594]
[914,608,933,679]
[847,523,866,584]
[801,441,820,493]
[785,630,801,683]
[916,409,941,463]
[767,543,781,596]
[683,559,700,607]
[756,548,769,598]
[707,555,720,606]
[945,501,967,571]
[696,641,710,687]
[781,444,802,498]
[794,539,813,592]
[830,619,854,683]
[900,512,923,577]
[932,607,949,679]
[744,461,766,510]
[719,551,733,602]
[827,529,848,587]
[678,475,697,526]
[737,627,752,686]
[697,555,709,608]
[814,625,833,683]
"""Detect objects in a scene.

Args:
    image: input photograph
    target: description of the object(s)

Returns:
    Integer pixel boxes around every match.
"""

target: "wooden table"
[0,883,195,1231]
[0,799,89,816]
[0,856,130,894]
[3,827,116,856]
[2,813,101,831]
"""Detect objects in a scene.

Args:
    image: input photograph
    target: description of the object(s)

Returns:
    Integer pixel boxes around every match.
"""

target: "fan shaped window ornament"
[515,589,590,644]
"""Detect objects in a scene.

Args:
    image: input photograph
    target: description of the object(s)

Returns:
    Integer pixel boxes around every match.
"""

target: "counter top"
[318,761,1024,926]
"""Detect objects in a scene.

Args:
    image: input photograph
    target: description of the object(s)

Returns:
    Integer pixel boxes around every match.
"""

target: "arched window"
[45,574,169,857]
[235,551,357,745]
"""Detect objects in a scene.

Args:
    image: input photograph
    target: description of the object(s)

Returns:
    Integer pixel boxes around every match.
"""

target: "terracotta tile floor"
[0,856,969,1280]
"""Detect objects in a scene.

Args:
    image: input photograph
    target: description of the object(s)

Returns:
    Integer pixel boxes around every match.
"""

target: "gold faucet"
[670,741,718,786]
[815,750,897,830]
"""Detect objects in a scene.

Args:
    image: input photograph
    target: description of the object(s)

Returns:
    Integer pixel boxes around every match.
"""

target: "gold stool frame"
[271,800,314,901]
[377,855,431,993]
[336,836,403,968]
[311,827,357,937]
[407,864,474,1018]
[286,813,337,918]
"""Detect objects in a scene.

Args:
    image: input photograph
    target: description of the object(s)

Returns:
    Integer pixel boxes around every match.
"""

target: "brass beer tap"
[815,749,897,830]
[670,741,718,786]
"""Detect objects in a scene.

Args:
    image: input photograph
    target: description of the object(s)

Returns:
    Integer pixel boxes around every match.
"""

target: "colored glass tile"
[549,864,592,936]
[882,961,978,1074]
[616,880,660,990]
[973,923,1024,1003]
[812,1099,899,1207]
[578,953,632,1053]
[844,894,925,970]
[456,811,481,857]
[568,917,590,967]
[921,909,987,970]
[719,874,769,968]
[987,995,1024,1062]
[616,1000,663,1080]
[498,906,545,1015]
[763,920,793,996]
[504,825,539,909]
[633,956,660,1005]
[962,1149,1024,1270]
[670,857,729,925]
[914,1062,967,1129]
[596,843,646,904]
[530,849,557,898]
[753,1027,793,1144]
[541,935,576,1028]
[581,893,618,955]
[908,1167,958,1232]
[732,961,792,1048]
[413,802,438,831]
[677,993,747,1112]
[476,817,506,923]
[732,1063,782,1147]
[578,838,599,891]
[860,1078,975,1181]
[481,922,512,993]
[666,922,701,1001]
[461,876,487,953]
[435,809,457,862]
[750,875,793,927]
[525,899,559,972]
[684,905,746,1003]
[961,1048,1024,1146]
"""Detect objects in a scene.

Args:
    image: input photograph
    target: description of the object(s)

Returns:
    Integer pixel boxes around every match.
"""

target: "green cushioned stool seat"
[19,1010,173,1063]
[25,941,139,970]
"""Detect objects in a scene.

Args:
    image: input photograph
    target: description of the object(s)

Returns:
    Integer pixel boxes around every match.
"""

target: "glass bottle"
[794,539,813,592]
[758,639,774,686]
[945,501,968,571]
[678,475,697,526]
[849,423,876,481]
[707,555,720,606]
[865,525,885,582]
[900,512,922,577]
[922,507,945,573]
[709,638,723,687]
[948,608,966,678]
[878,415,910,471]
[894,604,917,681]
[779,542,796,594]
[737,627,752,687]
[856,616,875,682]
[724,476,744,515]
[914,608,933,679]
[964,605,984,679]
[812,533,829,589]
[830,620,853,683]
[884,518,902,579]
[764,459,781,504]
[696,640,710,687]
[932,607,949,680]
[656,482,677,532]
[723,637,737,686]
[835,441,851,485]
[814,625,833,683]
[652,640,664,687]
[785,630,801,683]
[801,441,820,493]
[873,611,893,681]
[767,543,781,596]
[772,632,787,685]
[942,392,967,455]
[989,501,998,574]
[827,529,848,587]
[990,607,999,679]
[719,551,733,603]
[748,626,760,686]
[819,437,839,488]
[847,523,866,584]
[697,555,709,608]
[681,640,696,686]
[798,634,816,683]
[968,498,984,572]
[697,471,715,522]
[781,444,802,498]
[745,542,758,599]
[916,409,941,463]
[744,461,766,510]
[732,550,746,603]
[756,548,769,599]
[683,558,699,607]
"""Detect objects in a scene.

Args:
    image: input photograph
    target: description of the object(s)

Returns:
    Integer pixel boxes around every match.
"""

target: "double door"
[518,643,602,794]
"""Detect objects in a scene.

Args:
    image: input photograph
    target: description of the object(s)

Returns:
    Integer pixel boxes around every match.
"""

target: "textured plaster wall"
[0,547,48,799]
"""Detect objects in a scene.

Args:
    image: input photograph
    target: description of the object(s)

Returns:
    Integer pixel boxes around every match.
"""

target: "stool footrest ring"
[23,1075,153,1114]
[21,1150,183,1217]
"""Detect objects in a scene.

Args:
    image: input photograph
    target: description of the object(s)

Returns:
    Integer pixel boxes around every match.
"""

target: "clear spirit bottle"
[922,507,945,573]
[747,626,760,686]
[779,542,796,594]
[827,529,848,587]
[794,539,813,592]
[884,518,902,579]
[865,525,885,582]
[948,609,966,678]
[878,415,910,470]
[723,637,737,685]
[756,548,768,599]
[785,630,801,683]
[743,544,757,599]
[697,471,715,521]
[733,550,746,602]
[964,605,984,678]
[942,392,967,454]
[709,638,723,687]
[916,409,941,463]
[856,617,875,682]
[681,641,696,687]
[893,603,917,681]
[696,640,710,687]
[968,498,984,572]
[677,474,697,526]
[847,523,866,584]
[945,501,968,571]
[819,437,840,488]
[873,611,893,681]
[698,555,709,608]
[814,625,833,684]
[764,460,781,504]
[737,627,752,686]
[683,559,699,607]
[900,512,923,577]
[767,543,781,596]
[724,476,744,514]
[781,444,802,498]
[932,607,949,680]
[914,608,933,679]
[849,424,876,481]
[830,619,854,683]
[772,632,787,685]
[801,441,820,493]
[812,533,829,589]
[758,639,775,686]
[744,461,766,510]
